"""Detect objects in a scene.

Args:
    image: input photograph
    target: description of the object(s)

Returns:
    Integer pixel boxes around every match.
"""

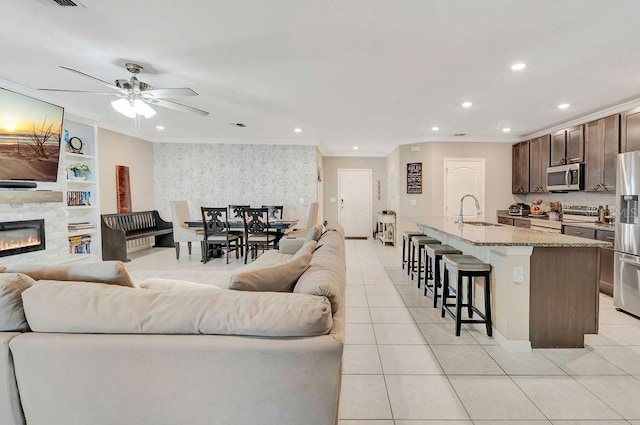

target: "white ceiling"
[2,0,640,156]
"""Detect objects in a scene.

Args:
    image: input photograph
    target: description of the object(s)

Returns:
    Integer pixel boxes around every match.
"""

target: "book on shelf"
[68,221,95,231]
[67,190,92,207]
[68,234,91,254]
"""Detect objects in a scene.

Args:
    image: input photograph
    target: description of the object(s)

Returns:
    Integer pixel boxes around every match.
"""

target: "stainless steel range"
[615,151,640,317]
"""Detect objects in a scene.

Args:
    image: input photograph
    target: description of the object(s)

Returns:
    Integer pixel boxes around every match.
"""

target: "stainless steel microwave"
[546,163,584,192]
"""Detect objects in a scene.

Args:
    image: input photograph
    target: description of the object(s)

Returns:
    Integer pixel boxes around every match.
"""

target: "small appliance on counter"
[509,203,531,216]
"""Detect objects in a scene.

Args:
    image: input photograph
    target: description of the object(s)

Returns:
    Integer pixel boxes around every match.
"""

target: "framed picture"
[407,162,422,194]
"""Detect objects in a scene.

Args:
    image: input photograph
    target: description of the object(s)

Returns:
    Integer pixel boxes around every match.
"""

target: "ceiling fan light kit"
[40,62,209,121]
[111,98,157,119]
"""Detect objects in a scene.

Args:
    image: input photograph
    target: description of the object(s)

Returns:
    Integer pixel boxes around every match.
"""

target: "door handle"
[565,169,570,186]
[620,257,640,267]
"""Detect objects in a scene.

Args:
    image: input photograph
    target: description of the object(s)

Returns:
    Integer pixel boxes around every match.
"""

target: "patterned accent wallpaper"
[153,143,318,226]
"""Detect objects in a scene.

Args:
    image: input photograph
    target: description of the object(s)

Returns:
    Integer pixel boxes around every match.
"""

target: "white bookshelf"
[63,120,100,260]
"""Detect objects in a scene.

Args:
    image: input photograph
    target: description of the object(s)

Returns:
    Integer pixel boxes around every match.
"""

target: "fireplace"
[0,219,46,257]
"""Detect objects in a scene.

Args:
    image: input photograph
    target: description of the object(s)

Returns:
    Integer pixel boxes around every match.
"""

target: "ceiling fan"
[39,63,209,118]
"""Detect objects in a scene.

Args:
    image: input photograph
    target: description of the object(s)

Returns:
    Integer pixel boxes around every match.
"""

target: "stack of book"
[68,222,95,232]
[68,234,91,254]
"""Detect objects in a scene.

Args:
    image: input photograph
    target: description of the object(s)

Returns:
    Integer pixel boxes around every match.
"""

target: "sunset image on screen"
[0,88,64,182]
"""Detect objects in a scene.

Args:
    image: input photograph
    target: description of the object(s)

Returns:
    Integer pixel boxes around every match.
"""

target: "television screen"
[0,87,64,182]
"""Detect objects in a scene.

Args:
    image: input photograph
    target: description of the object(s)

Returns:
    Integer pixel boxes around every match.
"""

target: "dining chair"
[242,207,276,263]
[228,205,250,219]
[170,200,202,260]
[285,202,319,237]
[262,205,283,220]
[228,204,249,255]
[201,207,241,264]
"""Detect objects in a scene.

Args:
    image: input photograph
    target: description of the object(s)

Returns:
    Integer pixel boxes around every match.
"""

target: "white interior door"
[338,169,372,238]
[444,158,485,220]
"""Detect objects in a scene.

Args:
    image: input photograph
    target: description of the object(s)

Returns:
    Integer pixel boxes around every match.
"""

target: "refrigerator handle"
[620,256,640,267]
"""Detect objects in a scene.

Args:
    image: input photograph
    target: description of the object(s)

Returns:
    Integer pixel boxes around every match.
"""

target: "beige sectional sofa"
[0,224,345,425]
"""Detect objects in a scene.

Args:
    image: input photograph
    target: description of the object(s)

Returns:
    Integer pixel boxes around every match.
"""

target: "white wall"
[322,156,387,227]
[153,143,318,225]
[390,141,516,231]
[98,128,155,215]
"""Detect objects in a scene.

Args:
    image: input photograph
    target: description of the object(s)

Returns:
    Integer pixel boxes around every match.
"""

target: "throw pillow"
[304,224,323,243]
[138,278,221,292]
[293,240,317,258]
[6,261,135,287]
[229,251,312,292]
[0,273,36,331]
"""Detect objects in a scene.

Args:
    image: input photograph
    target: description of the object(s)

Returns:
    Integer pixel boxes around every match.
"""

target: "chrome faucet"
[455,194,481,224]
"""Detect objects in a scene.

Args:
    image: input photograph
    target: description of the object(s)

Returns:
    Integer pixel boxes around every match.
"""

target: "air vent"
[230,123,246,128]
[453,133,467,137]
[51,0,79,6]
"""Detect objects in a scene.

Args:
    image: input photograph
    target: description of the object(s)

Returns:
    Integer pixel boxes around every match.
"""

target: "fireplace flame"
[0,236,41,251]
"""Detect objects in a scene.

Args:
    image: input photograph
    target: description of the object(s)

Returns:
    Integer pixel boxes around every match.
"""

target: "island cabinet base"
[529,247,600,348]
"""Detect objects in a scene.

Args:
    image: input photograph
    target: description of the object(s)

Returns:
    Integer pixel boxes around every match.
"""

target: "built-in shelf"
[67,205,95,210]
[65,152,95,160]
[0,190,63,204]
[67,179,96,185]
[68,229,97,237]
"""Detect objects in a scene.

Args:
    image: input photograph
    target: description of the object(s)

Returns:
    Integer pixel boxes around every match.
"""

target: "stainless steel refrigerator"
[615,151,640,317]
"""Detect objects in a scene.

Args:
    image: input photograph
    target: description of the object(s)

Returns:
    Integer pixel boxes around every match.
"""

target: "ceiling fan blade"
[38,88,119,96]
[142,88,198,98]
[149,98,209,116]
[59,66,128,94]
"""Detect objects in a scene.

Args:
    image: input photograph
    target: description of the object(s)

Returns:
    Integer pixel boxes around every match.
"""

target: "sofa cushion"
[138,278,221,291]
[22,280,333,337]
[6,261,134,287]
[229,249,313,292]
[0,273,35,332]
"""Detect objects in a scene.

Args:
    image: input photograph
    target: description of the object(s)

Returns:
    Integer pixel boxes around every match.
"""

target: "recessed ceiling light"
[461,102,472,108]
[511,62,526,71]
[156,125,164,130]
[502,127,512,133]
[294,128,302,133]
[558,103,570,109]
[431,126,440,131]
[353,146,359,150]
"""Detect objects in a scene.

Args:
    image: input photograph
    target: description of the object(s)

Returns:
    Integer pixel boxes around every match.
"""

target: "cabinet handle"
[607,237,615,241]
[569,157,581,162]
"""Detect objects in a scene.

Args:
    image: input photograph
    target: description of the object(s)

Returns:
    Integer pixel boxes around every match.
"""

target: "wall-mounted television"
[0,87,64,183]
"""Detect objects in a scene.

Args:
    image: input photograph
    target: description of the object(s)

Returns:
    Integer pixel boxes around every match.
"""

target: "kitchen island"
[406,216,611,350]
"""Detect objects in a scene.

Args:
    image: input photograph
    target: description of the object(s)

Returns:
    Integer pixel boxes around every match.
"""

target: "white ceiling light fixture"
[431,126,440,131]
[156,125,165,130]
[461,101,473,108]
[558,103,570,109]
[353,146,359,150]
[511,62,526,71]
[111,98,156,119]
[294,128,302,133]
[502,127,512,133]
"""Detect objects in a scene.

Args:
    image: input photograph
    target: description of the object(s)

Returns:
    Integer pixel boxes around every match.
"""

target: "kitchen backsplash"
[515,192,617,212]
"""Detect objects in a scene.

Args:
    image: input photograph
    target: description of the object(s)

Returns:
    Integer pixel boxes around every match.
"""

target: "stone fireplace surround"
[0,183,69,267]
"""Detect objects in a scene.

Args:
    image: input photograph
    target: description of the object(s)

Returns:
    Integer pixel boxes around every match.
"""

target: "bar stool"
[424,244,461,307]
[410,235,441,287]
[441,254,492,337]
[402,231,424,272]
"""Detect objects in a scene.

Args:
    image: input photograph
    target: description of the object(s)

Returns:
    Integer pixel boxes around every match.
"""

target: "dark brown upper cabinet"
[585,114,620,192]
[550,125,584,166]
[529,135,551,193]
[512,141,530,194]
[622,106,640,153]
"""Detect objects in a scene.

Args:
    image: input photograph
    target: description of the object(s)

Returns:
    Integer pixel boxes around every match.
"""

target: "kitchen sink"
[463,221,502,227]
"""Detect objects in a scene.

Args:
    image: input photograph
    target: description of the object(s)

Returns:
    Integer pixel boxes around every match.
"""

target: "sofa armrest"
[0,332,25,425]
[278,237,306,255]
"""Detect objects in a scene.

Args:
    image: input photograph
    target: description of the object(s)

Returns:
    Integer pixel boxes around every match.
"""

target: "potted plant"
[69,163,91,180]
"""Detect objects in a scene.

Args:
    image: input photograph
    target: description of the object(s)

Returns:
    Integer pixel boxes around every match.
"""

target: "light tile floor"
[126,239,640,424]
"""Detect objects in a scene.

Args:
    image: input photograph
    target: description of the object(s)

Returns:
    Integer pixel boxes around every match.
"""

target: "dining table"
[185,219,298,260]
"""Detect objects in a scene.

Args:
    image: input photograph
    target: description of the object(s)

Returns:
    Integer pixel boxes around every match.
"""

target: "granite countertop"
[406,216,612,248]
[496,211,615,232]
